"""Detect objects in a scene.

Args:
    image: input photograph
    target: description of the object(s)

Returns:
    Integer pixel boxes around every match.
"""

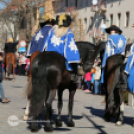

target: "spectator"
[90,68,96,92]
[94,58,101,95]
[18,53,27,76]
[84,71,92,92]
[77,64,85,89]
[0,52,10,103]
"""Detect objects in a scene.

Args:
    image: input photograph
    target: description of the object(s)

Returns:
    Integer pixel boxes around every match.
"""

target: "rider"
[101,25,127,84]
[26,15,56,57]
[4,38,19,53]
[41,14,80,82]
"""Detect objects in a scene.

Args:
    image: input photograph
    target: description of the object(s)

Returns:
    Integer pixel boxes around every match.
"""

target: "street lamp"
[94,16,109,46]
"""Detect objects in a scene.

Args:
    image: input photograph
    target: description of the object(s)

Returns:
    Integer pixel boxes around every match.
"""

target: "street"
[0,75,134,134]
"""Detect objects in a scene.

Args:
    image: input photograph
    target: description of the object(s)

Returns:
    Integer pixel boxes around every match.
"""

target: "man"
[26,15,56,57]
[4,38,19,53]
[101,25,127,84]
[42,14,80,82]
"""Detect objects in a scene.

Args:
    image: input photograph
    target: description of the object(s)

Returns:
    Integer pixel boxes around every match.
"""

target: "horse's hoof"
[23,115,29,121]
[12,80,14,82]
[56,119,62,127]
[31,122,39,132]
[67,119,75,127]
[103,114,110,122]
[45,123,53,132]
[115,121,122,126]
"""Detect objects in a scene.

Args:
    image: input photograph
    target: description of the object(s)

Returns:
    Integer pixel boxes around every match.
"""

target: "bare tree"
[0,0,63,49]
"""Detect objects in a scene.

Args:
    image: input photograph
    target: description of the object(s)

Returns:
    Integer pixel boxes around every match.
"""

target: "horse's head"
[76,41,95,72]
[76,41,106,72]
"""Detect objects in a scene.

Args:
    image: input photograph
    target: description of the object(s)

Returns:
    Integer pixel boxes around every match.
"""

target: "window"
[84,18,87,30]
[90,17,93,25]
[65,0,68,7]
[86,0,89,6]
[80,0,83,7]
[70,0,73,6]
[39,7,44,18]
[75,0,78,7]
[110,14,113,26]
[126,12,130,27]
[117,13,121,27]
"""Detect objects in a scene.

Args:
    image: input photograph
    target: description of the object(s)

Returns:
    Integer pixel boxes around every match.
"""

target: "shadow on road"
[85,106,134,127]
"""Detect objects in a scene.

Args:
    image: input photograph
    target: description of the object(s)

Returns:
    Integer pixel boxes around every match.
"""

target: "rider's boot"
[119,72,127,84]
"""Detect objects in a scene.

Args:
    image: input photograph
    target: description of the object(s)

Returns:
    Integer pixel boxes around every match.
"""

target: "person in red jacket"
[84,72,92,92]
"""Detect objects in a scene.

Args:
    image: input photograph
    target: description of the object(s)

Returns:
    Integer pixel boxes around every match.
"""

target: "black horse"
[25,41,106,132]
[103,53,132,126]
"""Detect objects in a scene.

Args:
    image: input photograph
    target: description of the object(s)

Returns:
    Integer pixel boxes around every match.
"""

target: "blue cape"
[42,28,80,64]
[101,34,127,83]
[27,25,52,56]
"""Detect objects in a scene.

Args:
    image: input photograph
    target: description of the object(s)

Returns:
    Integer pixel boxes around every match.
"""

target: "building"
[56,0,134,43]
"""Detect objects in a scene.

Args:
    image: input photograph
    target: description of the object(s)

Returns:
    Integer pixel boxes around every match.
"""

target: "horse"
[4,53,16,81]
[24,41,106,132]
[103,53,134,127]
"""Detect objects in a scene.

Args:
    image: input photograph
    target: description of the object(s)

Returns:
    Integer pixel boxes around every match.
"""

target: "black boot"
[119,72,127,84]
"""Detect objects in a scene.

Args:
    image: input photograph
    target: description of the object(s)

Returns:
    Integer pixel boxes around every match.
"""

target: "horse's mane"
[76,41,95,63]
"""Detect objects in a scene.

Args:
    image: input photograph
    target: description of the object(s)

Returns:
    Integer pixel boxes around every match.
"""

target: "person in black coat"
[4,38,19,53]
[0,52,10,103]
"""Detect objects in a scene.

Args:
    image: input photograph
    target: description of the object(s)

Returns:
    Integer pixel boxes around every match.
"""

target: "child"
[84,71,92,92]
[90,68,96,92]
[0,52,10,103]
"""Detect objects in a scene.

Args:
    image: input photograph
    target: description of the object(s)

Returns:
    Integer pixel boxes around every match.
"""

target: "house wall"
[56,0,134,43]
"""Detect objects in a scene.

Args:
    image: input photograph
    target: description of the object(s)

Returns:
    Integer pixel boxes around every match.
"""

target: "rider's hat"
[56,14,72,27]
[8,38,13,43]
[105,25,122,34]
[39,14,56,28]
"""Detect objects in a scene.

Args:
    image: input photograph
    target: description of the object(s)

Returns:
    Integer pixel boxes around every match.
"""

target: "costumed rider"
[4,38,19,54]
[42,14,80,82]
[124,42,134,92]
[26,15,56,57]
[101,25,127,85]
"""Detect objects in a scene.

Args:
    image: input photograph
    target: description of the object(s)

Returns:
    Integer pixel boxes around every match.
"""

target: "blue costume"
[27,25,52,56]
[101,34,127,83]
[125,43,134,93]
[42,27,80,70]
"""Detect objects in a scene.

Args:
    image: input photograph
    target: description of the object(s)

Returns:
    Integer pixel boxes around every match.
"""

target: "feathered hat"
[56,14,72,27]
[39,14,56,28]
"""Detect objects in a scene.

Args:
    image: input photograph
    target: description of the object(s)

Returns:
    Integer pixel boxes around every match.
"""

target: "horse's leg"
[44,89,57,132]
[6,64,9,81]
[67,82,76,127]
[12,64,15,81]
[56,88,64,127]
[116,89,126,126]
[23,99,30,121]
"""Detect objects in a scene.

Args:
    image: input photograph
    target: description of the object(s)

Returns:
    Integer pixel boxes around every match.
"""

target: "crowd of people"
[77,57,102,95]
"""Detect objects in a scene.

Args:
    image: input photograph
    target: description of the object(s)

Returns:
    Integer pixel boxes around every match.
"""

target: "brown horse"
[4,53,16,81]
[27,51,40,81]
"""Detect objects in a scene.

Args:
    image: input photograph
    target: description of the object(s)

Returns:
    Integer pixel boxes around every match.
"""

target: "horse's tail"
[29,60,48,117]
[24,79,32,100]
[7,56,12,76]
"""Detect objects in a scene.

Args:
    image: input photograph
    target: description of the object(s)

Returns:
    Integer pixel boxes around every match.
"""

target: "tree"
[0,0,63,49]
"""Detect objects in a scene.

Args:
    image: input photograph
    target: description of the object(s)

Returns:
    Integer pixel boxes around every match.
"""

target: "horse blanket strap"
[26,25,52,56]
[42,28,80,64]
